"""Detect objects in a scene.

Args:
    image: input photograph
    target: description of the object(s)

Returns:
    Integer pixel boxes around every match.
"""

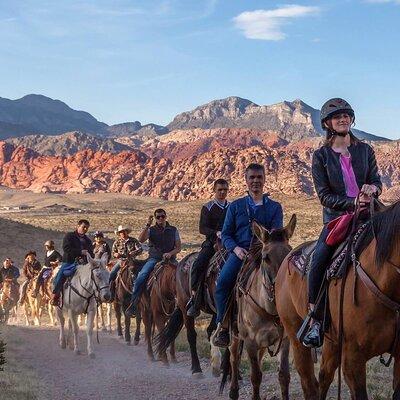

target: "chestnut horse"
[276,201,400,399]
[114,259,142,345]
[0,278,20,324]
[222,216,296,400]
[154,251,225,377]
[140,260,177,364]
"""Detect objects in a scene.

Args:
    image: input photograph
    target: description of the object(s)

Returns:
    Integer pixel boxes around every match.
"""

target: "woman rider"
[302,98,382,348]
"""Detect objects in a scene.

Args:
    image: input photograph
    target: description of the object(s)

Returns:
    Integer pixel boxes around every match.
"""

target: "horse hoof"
[126,341,131,346]
[74,349,81,355]
[212,367,220,378]
[60,342,66,349]
[89,353,96,359]
[134,339,139,346]
[118,334,124,339]
[102,327,107,332]
[229,388,239,400]
[192,372,204,380]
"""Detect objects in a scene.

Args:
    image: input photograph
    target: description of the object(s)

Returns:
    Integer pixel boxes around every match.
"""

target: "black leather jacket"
[312,141,382,224]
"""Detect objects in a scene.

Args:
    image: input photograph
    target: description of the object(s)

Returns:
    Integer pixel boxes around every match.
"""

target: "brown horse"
[140,260,177,364]
[154,250,226,377]
[222,216,296,400]
[276,201,400,400]
[114,259,142,345]
[0,278,20,324]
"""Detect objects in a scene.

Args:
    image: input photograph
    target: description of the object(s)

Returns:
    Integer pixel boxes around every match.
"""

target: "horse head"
[252,214,297,312]
[86,253,112,303]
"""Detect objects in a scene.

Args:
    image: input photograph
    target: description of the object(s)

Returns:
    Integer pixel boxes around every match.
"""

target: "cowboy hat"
[115,225,132,234]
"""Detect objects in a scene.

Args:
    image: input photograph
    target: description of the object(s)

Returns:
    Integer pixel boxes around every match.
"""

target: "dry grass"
[0,327,40,399]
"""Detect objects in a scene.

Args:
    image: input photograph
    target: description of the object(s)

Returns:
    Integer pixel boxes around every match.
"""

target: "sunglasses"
[155,215,166,220]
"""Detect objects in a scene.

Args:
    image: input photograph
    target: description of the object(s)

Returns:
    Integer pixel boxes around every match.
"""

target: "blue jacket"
[221,195,283,252]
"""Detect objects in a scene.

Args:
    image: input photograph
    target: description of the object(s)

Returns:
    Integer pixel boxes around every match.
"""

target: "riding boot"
[211,323,230,348]
[302,320,323,348]
[125,299,137,318]
[187,285,203,318]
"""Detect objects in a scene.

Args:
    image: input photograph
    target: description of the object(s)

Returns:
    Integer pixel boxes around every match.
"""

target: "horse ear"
[284,214,297,239]
[100,253,108,268]
[86,252,94,265]
[252,220,269,243]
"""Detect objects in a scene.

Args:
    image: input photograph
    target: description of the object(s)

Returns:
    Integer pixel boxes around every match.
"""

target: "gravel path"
[5,324,225,400]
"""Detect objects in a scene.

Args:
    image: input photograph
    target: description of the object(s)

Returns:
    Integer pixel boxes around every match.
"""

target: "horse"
[275,200,400,400]
[140,260,178,364]
[220,216,296,400]
[114,259,142,345]
[154,251,226,377]
[23,277,42,326]
[0,278,20,324]
[56,253,111,358]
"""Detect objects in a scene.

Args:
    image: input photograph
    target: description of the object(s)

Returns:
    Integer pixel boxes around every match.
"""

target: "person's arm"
[165,230,181,258]
[14,267,20,279]
[270,203,284,230]
[221,204,238,252]
[138,216,153,243]
[365,145,382,195]
[199,206,217,239]
[312,151,355,212]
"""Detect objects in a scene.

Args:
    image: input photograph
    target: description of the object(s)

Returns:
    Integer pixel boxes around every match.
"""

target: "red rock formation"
[0,129,399,201]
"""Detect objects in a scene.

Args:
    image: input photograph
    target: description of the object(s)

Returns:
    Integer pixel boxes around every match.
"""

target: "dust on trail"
[5,324,222,400]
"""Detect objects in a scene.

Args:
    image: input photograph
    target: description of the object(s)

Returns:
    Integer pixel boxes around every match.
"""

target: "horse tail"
[153,307,183,356]
[219,348,231,395]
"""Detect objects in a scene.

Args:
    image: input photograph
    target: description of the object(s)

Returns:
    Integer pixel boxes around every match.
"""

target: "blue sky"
[0,0,399,139]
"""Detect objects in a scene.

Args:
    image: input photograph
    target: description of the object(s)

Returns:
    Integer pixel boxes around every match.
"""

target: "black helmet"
[320,98,354,127]
[94,231,104,238]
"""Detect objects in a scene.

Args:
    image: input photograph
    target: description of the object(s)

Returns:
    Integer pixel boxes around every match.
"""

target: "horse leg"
[123,305,131,345]
[142,307,155,361]
[393,357,400,400]
[33,298,40,326]
[134,312,141,345]
[208,315,221,377]
[86,310,95,358]
[155,315,169,365]
[228,337,241,400]
[318,340,340,400]
[342,347,368,400]
[278,338,291,400]
[245,339,263,400]
[69,310,80,354]
[24,301,30,326]
[100,304,107,332]
[114,302,123,337]
[291,338,319,399]
[58,310,66,349]
[185,314,202,375]
[107,303,112,333]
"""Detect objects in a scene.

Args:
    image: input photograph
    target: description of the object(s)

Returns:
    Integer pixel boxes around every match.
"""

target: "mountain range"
[0,94,390,141]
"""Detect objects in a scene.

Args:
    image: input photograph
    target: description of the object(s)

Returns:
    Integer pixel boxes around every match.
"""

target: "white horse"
[56,253,111,358]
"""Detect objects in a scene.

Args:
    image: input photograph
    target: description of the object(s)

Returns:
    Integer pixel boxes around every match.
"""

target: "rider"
[51,219,94,306]
[19,251,41,305]
[108,225,143,299]
[126,209,181,316]
[301,98,382,348]
[212,163,284,348]
[187,178,230,318]
[93,231,112,262]
[0,258,20,284]
[32,240,62,298]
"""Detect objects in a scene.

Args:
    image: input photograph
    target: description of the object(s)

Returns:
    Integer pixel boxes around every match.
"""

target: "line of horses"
[2,200,400,399]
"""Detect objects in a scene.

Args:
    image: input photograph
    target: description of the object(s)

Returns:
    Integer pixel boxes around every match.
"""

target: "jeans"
[190,243,215,291]
[130,258,159,304]
[109,260,122,282]
[215,252,243,324]
[52,262,77,294]
[308,225,336,305]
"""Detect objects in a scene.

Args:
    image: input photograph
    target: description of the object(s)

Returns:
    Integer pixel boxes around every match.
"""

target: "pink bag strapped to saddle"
[325,212,355,246]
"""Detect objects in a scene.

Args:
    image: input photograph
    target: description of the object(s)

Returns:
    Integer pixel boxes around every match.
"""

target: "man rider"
[108,225,142,299]
[0,258,20,284]
[212,163,284,348]
[126,209,181,316]
[19,251,41,305]
[51,219,94,306]
[187,178,230,318]
[32,240,62,298]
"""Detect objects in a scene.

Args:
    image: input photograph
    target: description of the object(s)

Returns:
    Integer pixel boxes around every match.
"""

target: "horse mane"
[372,200,400,268]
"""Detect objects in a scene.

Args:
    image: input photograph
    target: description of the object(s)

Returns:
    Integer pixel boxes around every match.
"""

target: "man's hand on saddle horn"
[233,246,248,261]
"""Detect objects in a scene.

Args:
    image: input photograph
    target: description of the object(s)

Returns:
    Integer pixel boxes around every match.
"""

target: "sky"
[0,0,399,139]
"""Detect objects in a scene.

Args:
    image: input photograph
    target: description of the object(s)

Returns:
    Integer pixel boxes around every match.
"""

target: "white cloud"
[233,4,320,41]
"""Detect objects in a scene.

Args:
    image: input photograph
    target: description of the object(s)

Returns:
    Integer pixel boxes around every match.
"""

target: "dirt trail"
[4,324,224,400]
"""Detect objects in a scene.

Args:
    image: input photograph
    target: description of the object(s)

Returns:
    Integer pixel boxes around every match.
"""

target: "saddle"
[146,260,177,292]
[290,221,373,281]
